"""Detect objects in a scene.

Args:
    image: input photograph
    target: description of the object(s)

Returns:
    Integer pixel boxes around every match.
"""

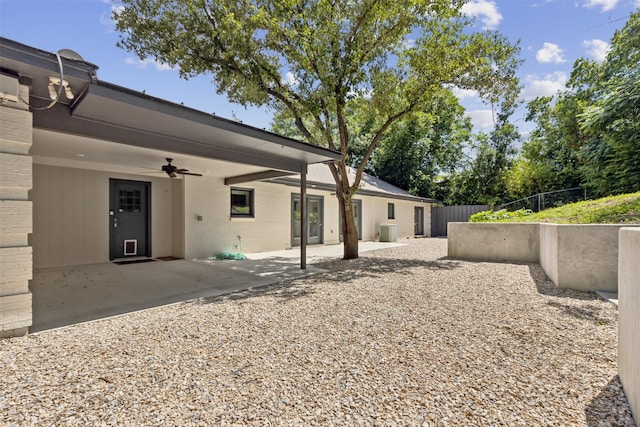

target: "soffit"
[2,37,339,174]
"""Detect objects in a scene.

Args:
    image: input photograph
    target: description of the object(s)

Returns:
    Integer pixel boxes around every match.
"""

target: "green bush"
[214,252,247,260]
[470,208,533,222]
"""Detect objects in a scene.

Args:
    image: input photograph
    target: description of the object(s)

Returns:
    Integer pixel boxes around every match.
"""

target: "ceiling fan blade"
[179,171,203,176]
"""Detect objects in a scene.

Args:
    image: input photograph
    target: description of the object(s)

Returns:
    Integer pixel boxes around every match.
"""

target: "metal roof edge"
[0,37,99,79]
[92,80,341,161]
[269,177,435,203]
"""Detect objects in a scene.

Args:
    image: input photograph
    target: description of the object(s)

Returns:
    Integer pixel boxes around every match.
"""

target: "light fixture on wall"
[48,76,74,100]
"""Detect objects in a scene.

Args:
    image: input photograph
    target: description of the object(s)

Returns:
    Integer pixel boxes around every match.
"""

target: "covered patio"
[0,37,340,337]
[30,242,404,332]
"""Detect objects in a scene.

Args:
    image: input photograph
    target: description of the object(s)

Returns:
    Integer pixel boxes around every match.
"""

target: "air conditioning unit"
[0,73,19,104]
[379,224,397,242]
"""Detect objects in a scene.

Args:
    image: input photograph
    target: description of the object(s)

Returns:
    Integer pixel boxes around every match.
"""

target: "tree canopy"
[514,10,640,201]
[115,0,521,258]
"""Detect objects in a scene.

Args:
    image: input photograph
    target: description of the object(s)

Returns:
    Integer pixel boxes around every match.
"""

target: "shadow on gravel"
[585,375,636,426]
[546,300,612,324]
[528,264,600,301]
[311,256,461,283]
[198,257,461,305]
[197,280,316,305]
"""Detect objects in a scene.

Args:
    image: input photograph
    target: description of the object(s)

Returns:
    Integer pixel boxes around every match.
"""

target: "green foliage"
[441,103,520,205]
[513,11,640,201]
[114,0,521,258]
[214,252,248,260]
[578,12,640,197]
[473,192,640,224]
[470,208,532,222]
[366,89,471,197]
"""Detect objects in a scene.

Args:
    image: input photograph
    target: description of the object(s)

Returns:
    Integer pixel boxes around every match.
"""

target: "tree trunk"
[337,188,359,260]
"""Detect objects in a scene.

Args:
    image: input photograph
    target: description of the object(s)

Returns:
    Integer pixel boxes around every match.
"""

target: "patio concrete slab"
[30,242,405,332]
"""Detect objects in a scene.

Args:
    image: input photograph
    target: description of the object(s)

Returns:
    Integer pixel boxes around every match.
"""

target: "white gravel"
[1,238,635,426]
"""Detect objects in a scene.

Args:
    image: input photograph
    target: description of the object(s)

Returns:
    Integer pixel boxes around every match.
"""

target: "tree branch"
[352,105,415,190]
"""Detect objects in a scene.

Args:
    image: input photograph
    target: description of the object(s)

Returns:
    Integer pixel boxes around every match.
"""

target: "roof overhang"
[1,37,340,176]
[270,176,436,203]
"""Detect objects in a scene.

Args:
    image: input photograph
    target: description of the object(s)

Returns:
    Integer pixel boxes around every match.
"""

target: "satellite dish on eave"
[57,48,85,61]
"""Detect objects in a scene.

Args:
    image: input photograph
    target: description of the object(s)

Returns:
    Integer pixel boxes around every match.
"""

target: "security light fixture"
[48,76,74,100]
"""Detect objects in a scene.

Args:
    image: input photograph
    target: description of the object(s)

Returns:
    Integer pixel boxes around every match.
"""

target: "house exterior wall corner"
[0,80,33,336]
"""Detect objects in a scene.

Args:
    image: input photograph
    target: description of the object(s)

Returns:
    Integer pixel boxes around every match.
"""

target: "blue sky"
[1,0,638,137]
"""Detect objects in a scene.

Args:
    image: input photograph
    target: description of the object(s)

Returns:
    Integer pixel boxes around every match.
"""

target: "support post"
[300,165,307,270]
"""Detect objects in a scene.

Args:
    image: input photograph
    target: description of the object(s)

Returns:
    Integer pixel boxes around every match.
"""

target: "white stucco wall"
[362,196,431,241]
[31,164,176,268]
[30,165,433,265]
[619,227,640,425]
[182,178,432,259]
[183,177,293,259]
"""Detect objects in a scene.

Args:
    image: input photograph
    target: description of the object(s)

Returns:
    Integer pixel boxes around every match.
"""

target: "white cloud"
[536,42,566,64]
[521,72,568,100]
[450,86,479,101]
[404,38,416,49]
[125,57,174,71]
[461,0,503,30]
[282,71,299,86]
[100,4,125,30]
[583,0,619,12]
[583,39,610,62]
[467,109,495,130]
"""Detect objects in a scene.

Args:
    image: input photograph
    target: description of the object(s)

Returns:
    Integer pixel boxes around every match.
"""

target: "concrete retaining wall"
[619,227,640,424]
[449,222,639,292]
[447,222,539,263]
[538,224,559,285]
[543,224,629,292]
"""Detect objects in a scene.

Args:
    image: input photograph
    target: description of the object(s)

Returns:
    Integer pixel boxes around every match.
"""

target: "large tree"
[443,103,519,205]
[114,0,520,259]
[370,89,471,198]
[579,11,640,196]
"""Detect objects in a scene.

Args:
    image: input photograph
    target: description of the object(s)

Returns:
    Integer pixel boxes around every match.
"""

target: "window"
[119,189,141,213]
[231,188,254,217]
[387,203,395,219]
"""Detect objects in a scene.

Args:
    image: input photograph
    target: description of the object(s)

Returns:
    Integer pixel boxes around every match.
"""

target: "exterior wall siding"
[183,177,293,259]
[183,180,432,260]
[31,164,433,266]
[31,164,175,268]
[0,80,32,336]
[363,195,432,241]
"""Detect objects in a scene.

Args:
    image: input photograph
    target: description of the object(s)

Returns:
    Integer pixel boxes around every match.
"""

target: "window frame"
[387,202,395,220]
[230,187,255,218]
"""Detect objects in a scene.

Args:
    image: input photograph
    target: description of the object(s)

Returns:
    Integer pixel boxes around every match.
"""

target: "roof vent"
[57,48,85,61]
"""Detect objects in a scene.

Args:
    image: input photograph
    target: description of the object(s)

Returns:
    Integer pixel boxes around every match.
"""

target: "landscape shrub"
[470,208,533,222]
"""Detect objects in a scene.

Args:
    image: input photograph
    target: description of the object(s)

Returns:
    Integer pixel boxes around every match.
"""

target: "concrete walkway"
[30,242,405,332]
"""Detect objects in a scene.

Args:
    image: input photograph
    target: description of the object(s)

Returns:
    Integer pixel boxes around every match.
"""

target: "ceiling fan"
[161,158,203,178]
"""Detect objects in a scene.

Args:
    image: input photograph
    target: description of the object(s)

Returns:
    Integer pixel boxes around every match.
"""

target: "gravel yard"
[1,238,635,426]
